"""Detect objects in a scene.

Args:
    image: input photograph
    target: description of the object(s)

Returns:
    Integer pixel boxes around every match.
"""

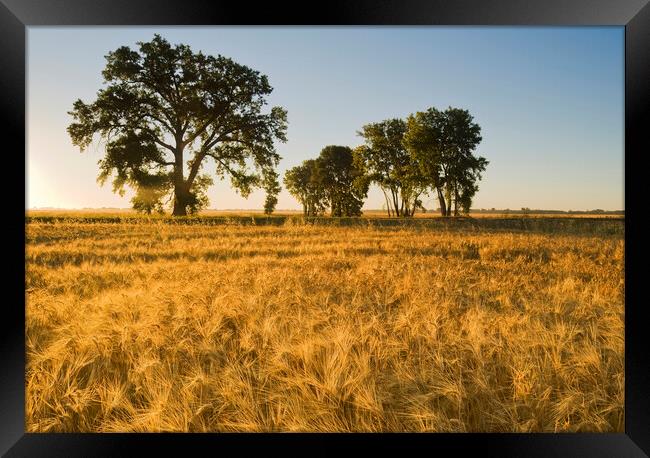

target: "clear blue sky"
[27,27,624,211]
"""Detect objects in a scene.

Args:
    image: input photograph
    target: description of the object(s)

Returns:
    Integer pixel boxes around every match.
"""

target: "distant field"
[25,216,624,432]
[25,211,624,238]
[27,208,624,219]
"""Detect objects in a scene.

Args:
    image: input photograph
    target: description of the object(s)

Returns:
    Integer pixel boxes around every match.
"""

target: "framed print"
[3,0,649,455]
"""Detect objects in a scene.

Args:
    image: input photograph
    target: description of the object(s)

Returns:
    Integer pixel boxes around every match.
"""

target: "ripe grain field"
[25,217,625,432]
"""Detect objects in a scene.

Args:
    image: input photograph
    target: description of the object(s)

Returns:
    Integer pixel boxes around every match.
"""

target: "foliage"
[313,146,369,217]
[67,34,287,215]
[403,107,488,216]
[262,169,281,215]
[355,119,427,217]
[130,186,169,215]
[284,159,327,216]
[285,147,369,217]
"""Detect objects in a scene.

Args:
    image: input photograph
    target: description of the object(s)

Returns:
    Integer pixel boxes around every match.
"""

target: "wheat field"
[25,218,624,432]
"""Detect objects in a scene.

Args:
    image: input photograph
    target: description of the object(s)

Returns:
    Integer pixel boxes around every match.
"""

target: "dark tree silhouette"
[284,159,326,216]
[67,35,287,216]
[285,147,369,217]
[354,119,427,217]
[314,146,369,217]
[404,107,487,216]
[262,169,281,215]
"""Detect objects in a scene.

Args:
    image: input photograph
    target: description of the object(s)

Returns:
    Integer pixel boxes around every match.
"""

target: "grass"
[25,216,624,432]
[27,208,624,219]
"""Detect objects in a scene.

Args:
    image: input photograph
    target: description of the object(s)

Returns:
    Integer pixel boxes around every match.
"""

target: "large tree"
[67,35,288,216]
[354,118,427,217]
[403,107,487,216]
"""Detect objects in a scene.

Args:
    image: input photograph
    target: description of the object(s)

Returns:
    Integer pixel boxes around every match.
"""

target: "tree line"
[285,111,488,218]
[68,35,487,217]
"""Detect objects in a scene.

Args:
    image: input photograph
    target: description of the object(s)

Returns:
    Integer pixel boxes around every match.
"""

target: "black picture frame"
[3,0,648,456]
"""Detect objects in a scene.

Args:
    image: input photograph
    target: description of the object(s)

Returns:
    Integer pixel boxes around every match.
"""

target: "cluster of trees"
[285,108,488,217]
[69,35,488,217]
[283,146,368,217]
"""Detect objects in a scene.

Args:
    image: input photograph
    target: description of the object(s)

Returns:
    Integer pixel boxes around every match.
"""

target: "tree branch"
[152,158,175,167]
[205,152,249,181]
[181,100,232,148]
[186,151,207,187]
[149,136,176,153]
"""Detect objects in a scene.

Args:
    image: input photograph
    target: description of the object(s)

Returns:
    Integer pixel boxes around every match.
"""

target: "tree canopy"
[283,159,326,216]
[285,107,486,218]
[403,107,488,216]
[67,34,288,215]
[66,36,487,218]
[314,146,369,217]
[284,146,369,217]
[354,119,427,217]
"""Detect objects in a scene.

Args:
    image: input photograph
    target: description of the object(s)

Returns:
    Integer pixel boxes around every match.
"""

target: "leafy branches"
[68,34,287,216]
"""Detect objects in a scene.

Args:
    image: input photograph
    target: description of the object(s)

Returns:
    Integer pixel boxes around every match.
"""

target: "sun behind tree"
[67,34,288,216]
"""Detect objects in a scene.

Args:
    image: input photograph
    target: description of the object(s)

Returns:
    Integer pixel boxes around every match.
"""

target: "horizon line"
[26,207,625,213]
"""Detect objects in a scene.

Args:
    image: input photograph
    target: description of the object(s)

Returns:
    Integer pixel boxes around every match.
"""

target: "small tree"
[313,146,369,217]
[67,34,288,216]
[403,107,447,216]
[458,182,478,215]
[284,159,326,216]
[262,169,281,215]
[355,118,427,217]
[444,108,488,216]
[404,106,487,216]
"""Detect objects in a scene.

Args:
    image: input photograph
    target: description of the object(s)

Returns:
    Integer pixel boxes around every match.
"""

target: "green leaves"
[356,118,426,217]
[67,34,488,217]
[284,159,324,216]
[262,169,281,215]
[286,106,487,218]
[285,147,368,217]
[315,146,368,217]
[404,106,488,216]
[67,34,288,215]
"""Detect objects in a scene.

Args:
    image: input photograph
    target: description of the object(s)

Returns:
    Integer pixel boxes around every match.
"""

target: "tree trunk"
[172,184,189,216]
[437,188,446,217]
[444,186,452,217]
[410,191,422,217]
[172,175,190,216]
[404,196,411,217]
[172,146,187,216]
[172,196,188,216]
[391,189,400,217]
[382,188,392,217]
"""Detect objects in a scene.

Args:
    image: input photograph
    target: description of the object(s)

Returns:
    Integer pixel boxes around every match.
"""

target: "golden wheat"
[25,220,624,432]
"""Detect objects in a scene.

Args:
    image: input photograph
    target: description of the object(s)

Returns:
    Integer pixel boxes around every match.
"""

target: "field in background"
[25,215,624,432]
[27,208,625,219]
